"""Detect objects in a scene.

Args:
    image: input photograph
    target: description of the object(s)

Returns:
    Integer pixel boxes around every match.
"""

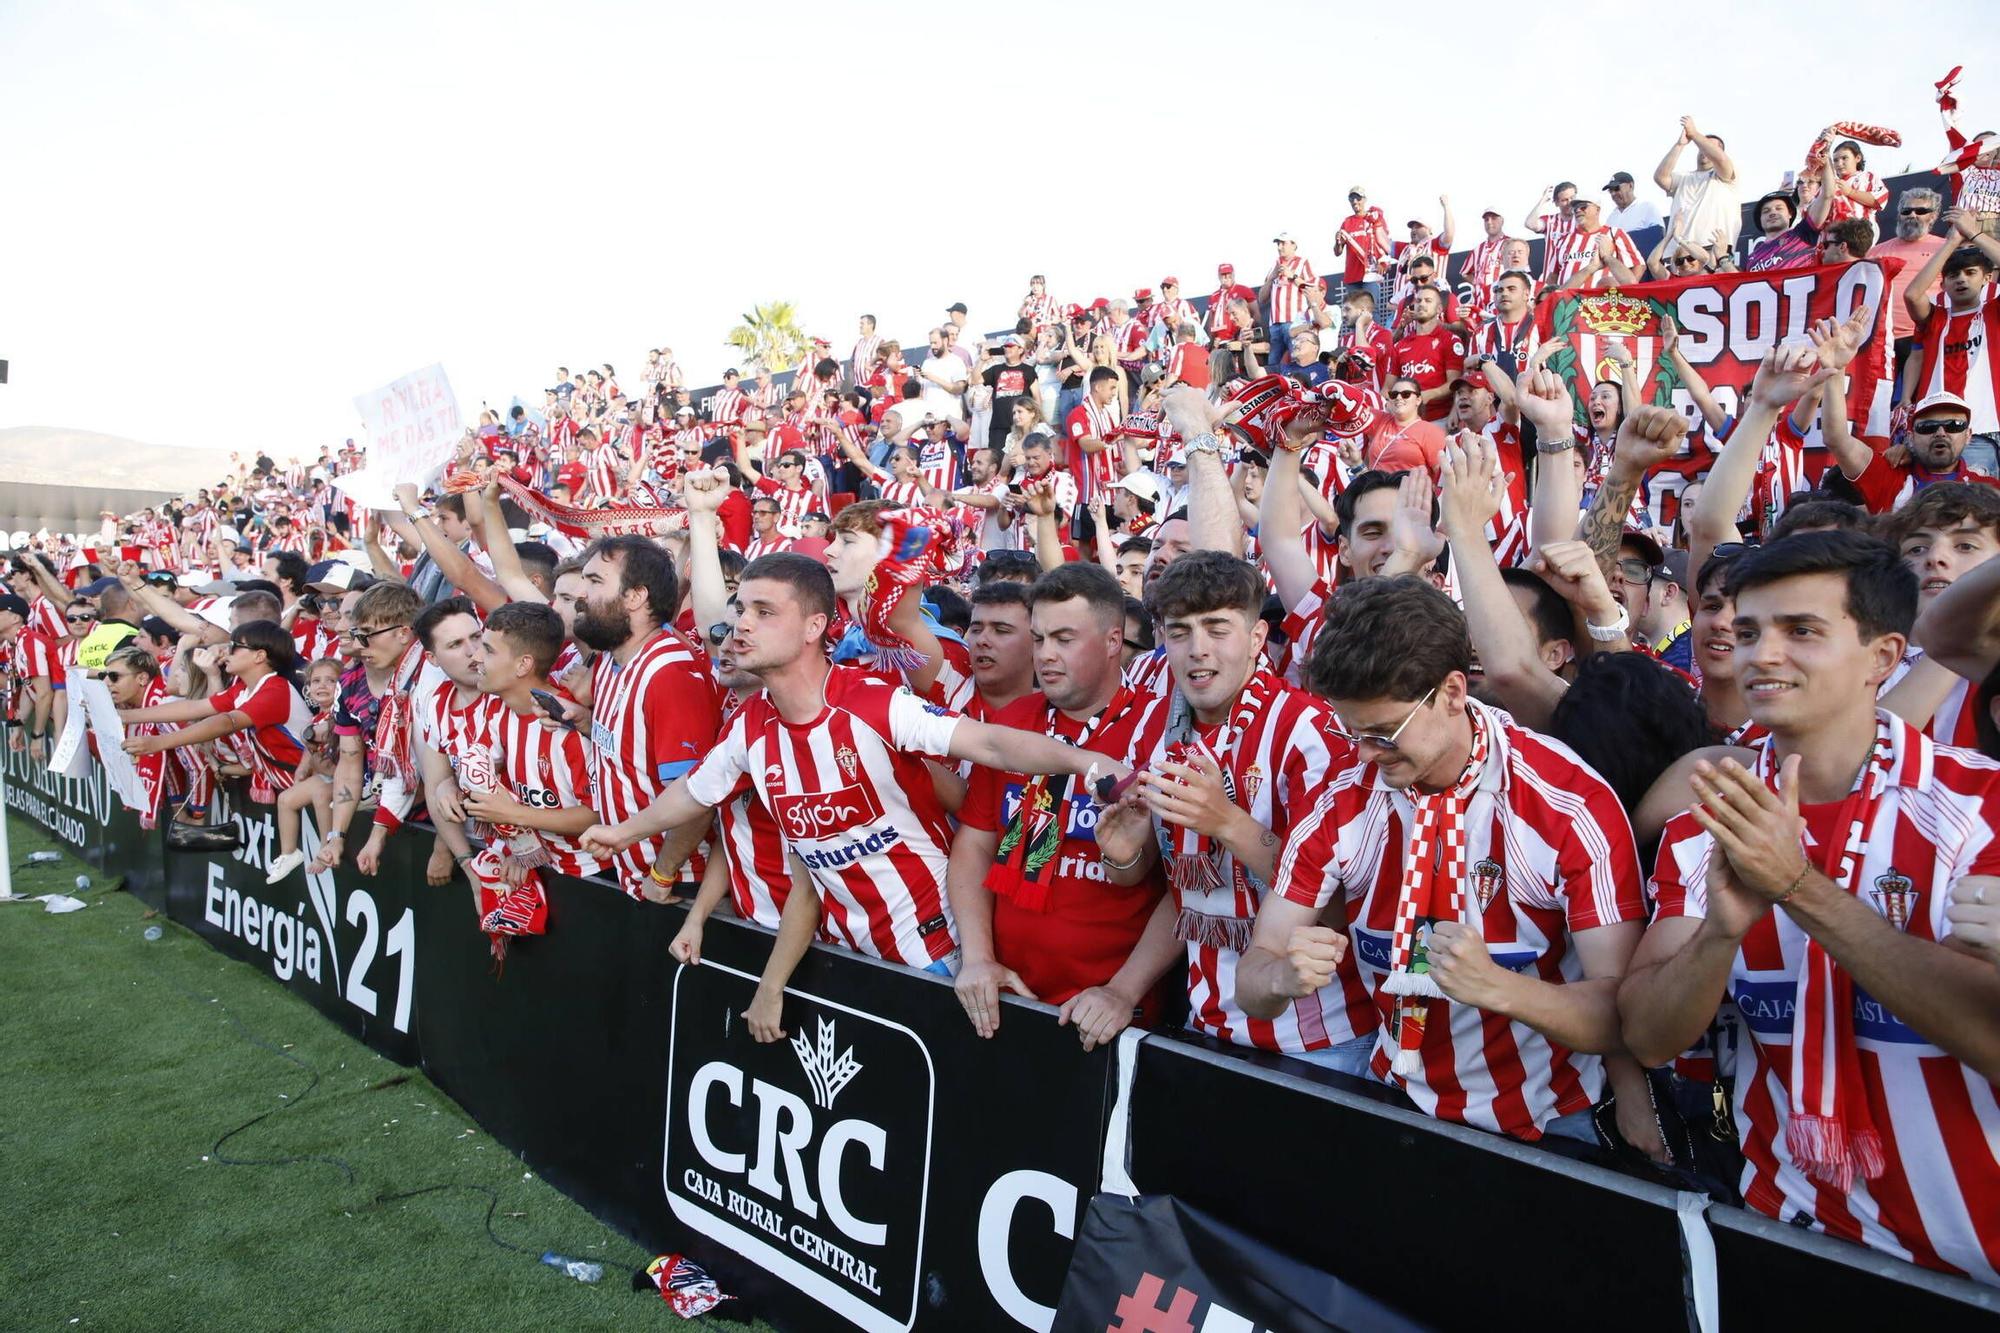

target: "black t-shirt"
[982,361,1038,444]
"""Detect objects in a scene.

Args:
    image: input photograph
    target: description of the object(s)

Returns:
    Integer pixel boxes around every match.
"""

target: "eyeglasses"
[1329,686,1436,752]
[344,624,404,645]
[1616,557,1653,583]
[1913,419,1970,435]
[100,670,128,683]
[225,641,255,654]
[65,613,97,625]
[1899,207,1935,216]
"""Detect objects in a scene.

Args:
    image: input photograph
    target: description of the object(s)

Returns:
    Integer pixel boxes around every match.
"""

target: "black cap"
[1756,189,1798,220]
[946,302,968,314]
[1653,548,1692,591]
[1620,529,1666,567]
[0,594,29,619]
[1603,170,1635,189]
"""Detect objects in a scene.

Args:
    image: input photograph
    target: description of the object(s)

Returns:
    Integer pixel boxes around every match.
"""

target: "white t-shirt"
[1668,169,1741,247]
[1606,199,1662,233]
[919,354,968,421]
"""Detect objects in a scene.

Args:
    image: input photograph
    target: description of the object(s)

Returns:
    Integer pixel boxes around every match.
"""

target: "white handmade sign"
[333,363,464,509]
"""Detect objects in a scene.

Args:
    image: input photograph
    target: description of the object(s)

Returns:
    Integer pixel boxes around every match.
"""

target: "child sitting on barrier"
[266,657,343,884]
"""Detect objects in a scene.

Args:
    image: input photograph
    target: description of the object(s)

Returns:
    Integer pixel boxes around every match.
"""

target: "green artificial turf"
[0,815,764,1332]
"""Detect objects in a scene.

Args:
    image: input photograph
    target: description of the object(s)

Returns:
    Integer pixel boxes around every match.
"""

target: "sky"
[2,0,1995,462]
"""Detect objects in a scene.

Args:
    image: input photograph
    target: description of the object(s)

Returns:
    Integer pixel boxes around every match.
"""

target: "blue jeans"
[922,955,958,978]
[1964,432,2000,477]
[1542,1106,1600,1147]
[1283,1033,1379,1078]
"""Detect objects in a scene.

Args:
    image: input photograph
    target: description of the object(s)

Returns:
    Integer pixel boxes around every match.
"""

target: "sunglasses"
[66,613,97,624]
[100,670,128,683]
[706,622,734,646]
[1913,419,1970,435]
[1673,255,1704,267]
[1330,686,1436,752]
[1899,207,1935,216]
[1385,389,1420,400]
[344,624,404,645]
[1616,558,1653,583]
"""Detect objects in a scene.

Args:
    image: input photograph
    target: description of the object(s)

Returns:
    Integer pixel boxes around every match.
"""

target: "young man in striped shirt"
[578,553,1129,1041]
[1251,576,1649,1143]
[1622,532,2000,1280]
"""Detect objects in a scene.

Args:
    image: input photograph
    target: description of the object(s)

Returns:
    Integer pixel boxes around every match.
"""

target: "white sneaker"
[266,849,307,885]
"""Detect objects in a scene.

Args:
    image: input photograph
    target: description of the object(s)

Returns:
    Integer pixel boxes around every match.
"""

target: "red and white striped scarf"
[1802,120,1901,176]
[1383,699,1493,1077]
[1758,717,1894,1193]
[371,640,427,787]
[471,471,684,542]
[1162,669,1282,898]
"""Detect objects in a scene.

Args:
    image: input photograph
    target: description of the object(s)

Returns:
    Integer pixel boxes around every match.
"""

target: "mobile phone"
[1096,769,1140,805]
[529,689,576,729]
[1007,481,1024,495]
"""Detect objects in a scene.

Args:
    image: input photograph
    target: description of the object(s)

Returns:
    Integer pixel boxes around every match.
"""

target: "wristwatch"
[1184,431,1225,458]
[1535,434,1576,456]
[1585,605,1631,642]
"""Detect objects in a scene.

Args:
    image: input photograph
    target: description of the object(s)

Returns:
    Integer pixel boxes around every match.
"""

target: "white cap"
[1109,472,1164,504]
[1913,390,1972,416]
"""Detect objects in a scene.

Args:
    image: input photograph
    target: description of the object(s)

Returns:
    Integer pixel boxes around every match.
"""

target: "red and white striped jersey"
[718,781,791,928]
[849,335,882,387]
[490,701,602,878]
[589,629,725,898]
[1267,254,1319,326]
[1649,717,2000,1281]
[684,666,962,967]
[27,596,65,643]
[1547,226,1641,290]
[1463,236,1510,319]
[707,387,748,425]
[1107,318,1147,364]
[291,616,341,667]
[742,534,796,562]
[580,440,626,505]
[1913,285,2000,434]
[1538,209,1577,266]
[1064,398,1125,504]
[1278,705,1645,1140]
[1925,673,1984,752]
[1825,169,1888,235]
[1752,415,1812,534]
[753,477,816,533]
[875,479,925,509]
[915,432,959,493]
[1277,577,1332,688]
[1122,647,1173,695]
[1132,674,1369,1054]
[1471,314,1541,375]
[422,682,503,776]
[1153,297,1199,339]
[1481,420,1531,568]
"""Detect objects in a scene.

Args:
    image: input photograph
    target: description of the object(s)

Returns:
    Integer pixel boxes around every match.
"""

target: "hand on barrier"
[669,917,705,967]
[1059,985,1136,1053]
[956,958,1038,1039]
[744,986,786,1043]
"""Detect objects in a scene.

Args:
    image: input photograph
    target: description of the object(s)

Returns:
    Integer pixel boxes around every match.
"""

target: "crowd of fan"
[5,92,2000,1288]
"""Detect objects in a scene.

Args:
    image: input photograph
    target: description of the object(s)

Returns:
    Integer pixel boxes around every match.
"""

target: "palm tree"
[724,301,809,375]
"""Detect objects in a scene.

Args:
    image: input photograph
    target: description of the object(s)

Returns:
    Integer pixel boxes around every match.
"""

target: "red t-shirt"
[1849,450,2000,514]
[1387,326,1465,421]
[1338,209,1389,282]
[1166,344,1212,390]
[959,691,1166,1009]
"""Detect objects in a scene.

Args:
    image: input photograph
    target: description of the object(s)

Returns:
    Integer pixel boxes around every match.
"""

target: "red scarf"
[371,640,427,787]
[985,689,1132,913]
[858,510,950,673]
[1163,670,1282,900]
[467,843,548,966]
[1762,717,1894,1193]
[1383,701,1493,1079]
[444,466,684,542]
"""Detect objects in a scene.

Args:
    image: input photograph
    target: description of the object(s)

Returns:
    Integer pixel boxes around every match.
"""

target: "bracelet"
[453,852,473,864]
[1100,846,1144,873]
[324,830,345,842]
[1184,431,1224,457]
[648,865,675,887]
[1775,865,1811,903]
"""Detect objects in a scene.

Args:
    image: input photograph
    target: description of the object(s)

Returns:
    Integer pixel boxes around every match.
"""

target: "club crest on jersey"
[1473,858,1504,913]
[835,744,860,782]
[1871,868,1918,932]
[1241,763,1263,810]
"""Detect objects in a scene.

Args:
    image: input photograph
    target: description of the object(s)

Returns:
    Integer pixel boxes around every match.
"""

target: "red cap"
[1064,302,1085,319]
[1162,275,1179,287]
[1090,296,1110,309]
[1134,288,1153,302]
[1218,262,1235,274]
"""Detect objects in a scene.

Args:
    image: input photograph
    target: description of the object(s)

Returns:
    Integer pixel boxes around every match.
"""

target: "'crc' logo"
[666,962,934,1333]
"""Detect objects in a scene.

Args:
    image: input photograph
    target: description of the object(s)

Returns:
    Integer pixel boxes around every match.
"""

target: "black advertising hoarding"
[163,795,420,1064]
[666,958,934,1332]
[1125,1038,1698,1333]
[1053,1193,1426,1333]
[4,739,115,864]
[659,916,1113,1333]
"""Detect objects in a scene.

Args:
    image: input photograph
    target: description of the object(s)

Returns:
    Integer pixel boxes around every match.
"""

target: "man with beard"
[1251,577,1647,1143]
[950,581,1035,720]
[579,553,1130,1040]
[1470,271,1540,379]
[950,563,1171,1036]
[1870,187,1947,369]
[562,535,724,901]
[1387,292,1465,424]
[1082,552,1370,1066]
[925,443,1015,553]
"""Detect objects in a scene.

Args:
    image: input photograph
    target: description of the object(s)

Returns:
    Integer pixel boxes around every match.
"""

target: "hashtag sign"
[1107,1272,1198,1333]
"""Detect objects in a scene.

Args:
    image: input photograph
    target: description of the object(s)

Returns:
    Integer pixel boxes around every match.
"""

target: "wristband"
[649,865,675,888]
[1100,846,1144,873]
[1584,606,1631,642]
[453,852,473,864]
